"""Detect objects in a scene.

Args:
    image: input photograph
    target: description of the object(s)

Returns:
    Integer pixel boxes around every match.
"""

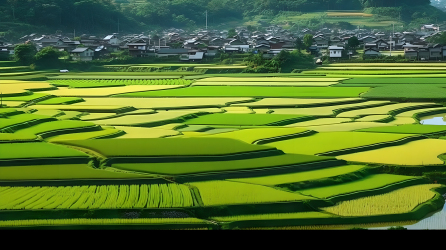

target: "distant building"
[328,46,344,58]
[70,47,94,61]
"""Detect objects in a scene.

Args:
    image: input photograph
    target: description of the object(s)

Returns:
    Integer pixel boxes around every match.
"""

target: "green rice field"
[267,132,414,155]
[111,154,333,175]
[184,113,315,126]
[116,86,370,98]
[299,174,419,199]
[228,165,366,186]
[2,63,446,229]
[54,138,275,157]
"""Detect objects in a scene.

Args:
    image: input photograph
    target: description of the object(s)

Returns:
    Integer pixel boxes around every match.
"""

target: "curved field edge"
[317,135,426,156]
[0,218,216,229]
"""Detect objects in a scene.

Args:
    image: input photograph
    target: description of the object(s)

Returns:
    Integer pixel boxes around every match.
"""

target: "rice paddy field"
[2,63,446,229]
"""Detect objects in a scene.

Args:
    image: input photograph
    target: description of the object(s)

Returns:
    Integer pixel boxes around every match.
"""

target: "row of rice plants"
[322,184,441,216]
[0,218,207,227]
[50,79,191,88]
[0,184,194,210]
[189,180,316,206]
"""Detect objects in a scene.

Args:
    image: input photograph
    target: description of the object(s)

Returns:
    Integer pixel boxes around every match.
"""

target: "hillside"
[0,0,444,40]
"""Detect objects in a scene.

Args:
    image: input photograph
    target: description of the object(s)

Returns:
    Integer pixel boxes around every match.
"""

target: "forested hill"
[0,0,440,38]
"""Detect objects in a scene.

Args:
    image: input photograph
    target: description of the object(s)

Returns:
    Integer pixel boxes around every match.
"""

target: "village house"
[70,47,94,61]
[421,24,439,32]
[180,50,204,61]
[363,48,381,58]
[103,34,120,45]
[328,46,344,58]
[429,44,443,60]
[127,41,151,57]
[313,35,329,49]
[157,48,189,58]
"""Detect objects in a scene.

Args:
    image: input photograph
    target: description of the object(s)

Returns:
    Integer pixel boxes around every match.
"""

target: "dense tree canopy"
[14,43,37,65]
[0,0,440,37]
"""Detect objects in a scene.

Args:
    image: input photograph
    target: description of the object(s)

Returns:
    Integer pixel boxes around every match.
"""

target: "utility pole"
[390,35,392,56]
[118,18,120,34]
[206,10,208,30]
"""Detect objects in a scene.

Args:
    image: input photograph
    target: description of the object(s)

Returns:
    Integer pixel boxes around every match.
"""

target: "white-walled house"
[103,35,120,45]
[328,46,344,58]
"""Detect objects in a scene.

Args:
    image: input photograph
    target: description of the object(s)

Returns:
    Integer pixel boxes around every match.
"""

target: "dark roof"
[42,39,62,43]
[157,48,189,54]
[127,43,147,46]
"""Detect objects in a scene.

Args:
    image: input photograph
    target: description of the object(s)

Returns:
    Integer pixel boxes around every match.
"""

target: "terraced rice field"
[212,212,335,222]
[111,154,332,175]
[0,184,194,209]
[42,85,183,97]
[0,142,88,160]
[190,180,316,206]
[200,127,311,144]
[268,131,414,155]
[50,79,191,88]
[192,81,338,86]
[337,139,446,166]
[299,174,419,199]
[298,122,396,132]
[356,124,446,134]
[91,110,209,127]
[336,103,440,117]
[272,101,393,116]
[54,137,276,157]
[2,64,446,229]
[47,128,123,141]
[113,126,180,138]
[231,98,364,108]
[322,184,441,216]
[0,164,150,180]
[116,86,370,98]
[229,165,366,186]
[185,113,315,126]
[73,97,253,109]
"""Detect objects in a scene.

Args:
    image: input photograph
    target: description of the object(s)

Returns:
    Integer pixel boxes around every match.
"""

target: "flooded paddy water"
[420,114,446,125]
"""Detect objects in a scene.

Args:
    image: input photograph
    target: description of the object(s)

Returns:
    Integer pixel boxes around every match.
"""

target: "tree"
[227,28,237,38]
[14,43,37,65]
[246,25,256,33]
[294,37,305,52]
[426,32,446,44]
[73,37,81,41]
[34,46,64,69]
[303,34,314,49]
[347,36,360,50]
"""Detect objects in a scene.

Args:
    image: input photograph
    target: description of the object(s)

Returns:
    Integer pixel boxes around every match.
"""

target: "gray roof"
[157,48,189,54]
[71,47,90,53]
